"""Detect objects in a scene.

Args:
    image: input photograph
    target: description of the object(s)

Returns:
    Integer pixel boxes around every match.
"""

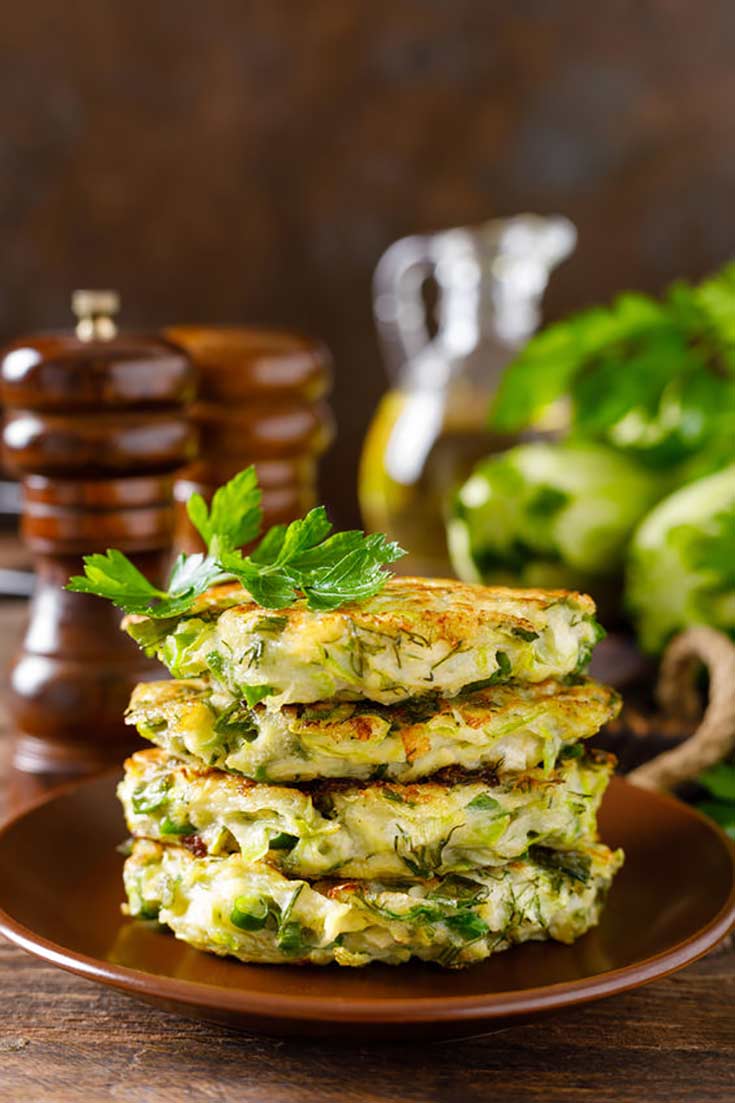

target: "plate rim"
[0,772,733,1027]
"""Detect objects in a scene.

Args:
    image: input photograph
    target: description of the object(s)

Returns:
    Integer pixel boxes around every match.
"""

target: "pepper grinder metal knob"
[71,289,120,341]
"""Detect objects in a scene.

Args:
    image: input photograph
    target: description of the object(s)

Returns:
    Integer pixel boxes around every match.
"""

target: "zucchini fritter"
[124,578,602,706]
[119,746,614,879]
[124,838,623,967]
[126,676,620,783]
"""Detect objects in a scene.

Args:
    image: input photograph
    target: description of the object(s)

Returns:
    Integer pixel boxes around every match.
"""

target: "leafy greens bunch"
[490,263,735,471]
[448,262,735,654]
[68,467,405,616]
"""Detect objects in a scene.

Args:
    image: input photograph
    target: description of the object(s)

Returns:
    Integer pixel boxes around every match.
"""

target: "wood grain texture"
[0,597,733,1101]
[0,323,194,775]
[1,1,734,524]
[165,325,334,553]
[0,936,733,1103]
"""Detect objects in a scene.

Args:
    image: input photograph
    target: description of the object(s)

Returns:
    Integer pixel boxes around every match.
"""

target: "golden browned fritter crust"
[124,578,603,706]
[126,676,620,782]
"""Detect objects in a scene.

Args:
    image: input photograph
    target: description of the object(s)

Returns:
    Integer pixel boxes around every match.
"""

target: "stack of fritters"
[119,577,623,968]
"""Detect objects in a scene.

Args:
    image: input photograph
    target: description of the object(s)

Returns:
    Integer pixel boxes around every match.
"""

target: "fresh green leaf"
[491,292,667,433]
[67,548,223,618]
[282,530,374,576]
[269,506,333,565]
[187,466,263,552]
[490,264,735,469]
[696,799,735,838]
[167,553,223,597]
[246,506,331,570]
[66,468,406,617]
[218,550,299,610]
[67,551,166,611]
[249,523,288,566]
[698,762,735,802]
[221,525,404,612]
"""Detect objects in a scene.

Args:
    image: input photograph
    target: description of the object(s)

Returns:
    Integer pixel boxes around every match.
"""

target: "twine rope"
[627,627,735,792]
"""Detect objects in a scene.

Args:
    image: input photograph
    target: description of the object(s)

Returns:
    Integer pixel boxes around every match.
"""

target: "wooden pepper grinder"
[0,291,197,779]
[164,327,333,552]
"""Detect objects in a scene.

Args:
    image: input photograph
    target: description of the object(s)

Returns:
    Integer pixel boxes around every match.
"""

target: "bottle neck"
[437,282,540,355]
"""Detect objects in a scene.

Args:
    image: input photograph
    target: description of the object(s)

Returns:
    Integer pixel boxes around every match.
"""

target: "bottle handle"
[372,234,437,378]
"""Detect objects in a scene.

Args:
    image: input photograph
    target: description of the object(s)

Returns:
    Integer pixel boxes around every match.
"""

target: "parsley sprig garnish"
[67,467,405,616]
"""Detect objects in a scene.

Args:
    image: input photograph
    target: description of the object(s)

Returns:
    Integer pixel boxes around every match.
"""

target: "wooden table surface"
[0,593,733,1103]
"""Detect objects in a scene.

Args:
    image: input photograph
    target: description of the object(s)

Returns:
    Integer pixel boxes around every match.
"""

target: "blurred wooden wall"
[2,0,734,523]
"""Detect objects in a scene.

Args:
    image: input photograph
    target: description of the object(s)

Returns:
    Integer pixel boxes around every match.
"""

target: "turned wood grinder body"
[0,292,197,775]
[165,326,333,552]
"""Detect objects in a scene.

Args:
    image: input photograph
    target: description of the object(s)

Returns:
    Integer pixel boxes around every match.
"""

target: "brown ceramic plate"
[0,773,733,1040]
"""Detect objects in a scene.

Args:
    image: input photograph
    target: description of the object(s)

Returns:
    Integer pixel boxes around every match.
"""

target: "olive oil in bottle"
[359,215,576,576]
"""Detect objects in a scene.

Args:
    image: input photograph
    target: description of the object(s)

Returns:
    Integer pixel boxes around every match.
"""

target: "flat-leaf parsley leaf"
[67,467,405,616]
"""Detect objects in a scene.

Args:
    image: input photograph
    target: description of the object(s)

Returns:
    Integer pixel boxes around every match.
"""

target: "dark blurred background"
[2,0,734,523]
